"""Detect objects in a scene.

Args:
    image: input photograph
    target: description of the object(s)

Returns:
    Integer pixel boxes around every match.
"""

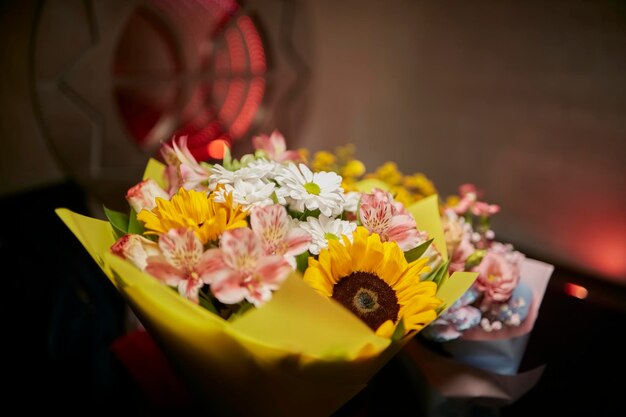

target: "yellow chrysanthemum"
[340,159,366,181]
[296,148,309,163]
[369,161,403,186]
[390,186,413,207]
[404,173,437,197]
[303,226,441,338]
[445,195,461,209]
[137,187,248,244]
[311,151,337,173]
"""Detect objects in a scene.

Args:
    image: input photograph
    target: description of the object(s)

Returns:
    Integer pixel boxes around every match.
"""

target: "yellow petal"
[328,239,352,280]
[375,320,396,338]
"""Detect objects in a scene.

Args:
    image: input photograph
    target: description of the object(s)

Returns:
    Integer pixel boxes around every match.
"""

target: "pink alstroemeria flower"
[252,130,301,162]
[204,227,292,307]
[144,228,218,304]
[125,179,169,213]
[111,233,161,270]
[250,204,311,266]
[453,183,499,217]
[471,201,500,216]
[161,135,212,195]
[473,251,520,304]
[359,188,423,251]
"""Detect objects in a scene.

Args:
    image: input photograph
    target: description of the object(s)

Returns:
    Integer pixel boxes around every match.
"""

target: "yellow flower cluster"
[309,145,437,206]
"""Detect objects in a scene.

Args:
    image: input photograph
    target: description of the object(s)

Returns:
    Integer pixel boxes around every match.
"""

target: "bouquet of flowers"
[56,130,477,416]
[423,184,537,345]
[404,184,553,413]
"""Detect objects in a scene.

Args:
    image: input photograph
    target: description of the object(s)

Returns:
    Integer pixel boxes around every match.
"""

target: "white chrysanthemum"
[213,179,276,210]
[275,163,344,217]
[209,161,279,190]
[246,159,281,179]
[342,191,361,214]
[298,215,357,255]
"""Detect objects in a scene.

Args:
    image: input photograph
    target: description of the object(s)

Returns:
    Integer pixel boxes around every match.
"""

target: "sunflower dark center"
[331,271,400,331]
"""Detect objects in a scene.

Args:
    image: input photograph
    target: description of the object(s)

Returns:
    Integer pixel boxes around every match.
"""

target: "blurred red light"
[208,138,230,159]
[564,283,588,300]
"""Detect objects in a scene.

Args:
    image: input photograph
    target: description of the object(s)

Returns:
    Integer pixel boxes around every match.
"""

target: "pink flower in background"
[359,188,424,251]
[143,228,218,303]
[252,130,302,162]
[204,227,292,307]
[111,233,161,270]
[453,184,477,215]
[161,135,212,194]
[125,179,169,213]
[471,201,500,217]
[473,251,521,303]
[458,183,477,197]
[250,204,311,265]
[449,237,476,273]
[452,183,499,218]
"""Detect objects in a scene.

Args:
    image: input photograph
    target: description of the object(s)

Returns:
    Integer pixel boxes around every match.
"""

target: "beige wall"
[249,0,626,283]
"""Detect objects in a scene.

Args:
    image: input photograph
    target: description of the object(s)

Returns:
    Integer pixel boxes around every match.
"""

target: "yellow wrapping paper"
[55,160,476,416]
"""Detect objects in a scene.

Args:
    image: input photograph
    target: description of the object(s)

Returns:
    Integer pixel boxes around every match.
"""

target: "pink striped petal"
[220,228,262,271]
[158,228,204,270]
[145,257,186,287]
[255,255,292,287]
[282,227,312,256]
[211,275,249,304]
[387,214,421,251]
[177,278,205,304]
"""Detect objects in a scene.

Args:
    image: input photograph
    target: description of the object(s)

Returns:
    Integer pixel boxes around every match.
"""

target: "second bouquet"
[56,131,477,416]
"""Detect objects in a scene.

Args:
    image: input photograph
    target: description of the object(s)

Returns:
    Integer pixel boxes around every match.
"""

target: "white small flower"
[507,313,521,326]
[343,191,361,214]
[480,318,492,331]
[275,163,344,217]
[298,215,357,255]
[209,160,279,190]
[246,159,282,179]
[213,179,276,210]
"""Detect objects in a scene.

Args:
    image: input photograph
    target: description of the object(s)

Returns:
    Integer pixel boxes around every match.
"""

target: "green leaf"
[404,238,434,263]
[465,249,486,269]
[391,318,406,342]
[239,153,256,167]
[435,302,448,315]
[295,252,310,274]
[227,301,254,321]
[422,260,449,285]
[302,208,321,219]
[104,206,129,239]
[427,260,450,288]
[222,145,232,167]
[198,291,218,315]
[127,208,146,235]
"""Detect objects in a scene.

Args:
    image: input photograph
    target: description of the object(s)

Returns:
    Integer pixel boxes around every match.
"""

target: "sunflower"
[303,226,441,338]
[137,187,247,244]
